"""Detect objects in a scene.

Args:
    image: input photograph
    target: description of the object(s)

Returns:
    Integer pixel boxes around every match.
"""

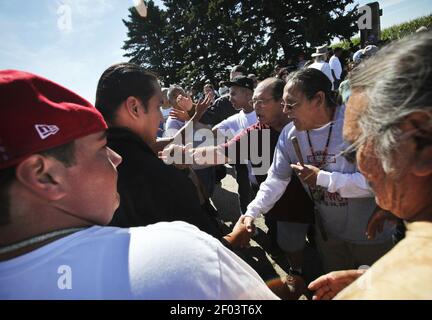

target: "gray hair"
[167,85,186,106]
[349,31,432,174]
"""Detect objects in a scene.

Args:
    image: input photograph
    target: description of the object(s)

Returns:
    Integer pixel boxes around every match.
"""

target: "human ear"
[125,96,141,119]
[412,144,432,177]
[314,91,325,107]
[403,112,432,177]
[15,156,68,201]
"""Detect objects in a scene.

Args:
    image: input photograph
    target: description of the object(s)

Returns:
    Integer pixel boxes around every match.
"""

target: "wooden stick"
[291,136,304,166]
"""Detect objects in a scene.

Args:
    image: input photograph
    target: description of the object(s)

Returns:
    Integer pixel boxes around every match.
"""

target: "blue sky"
[0,0,431,102]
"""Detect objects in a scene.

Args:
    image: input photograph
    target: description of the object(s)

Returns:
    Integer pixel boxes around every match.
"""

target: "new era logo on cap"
[35,124,60,140]
[0,70,108,169]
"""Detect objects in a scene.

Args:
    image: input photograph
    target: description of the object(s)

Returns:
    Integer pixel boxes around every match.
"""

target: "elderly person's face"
[282,82,325,131]
[344,90,432,221]
[252,83,284,128]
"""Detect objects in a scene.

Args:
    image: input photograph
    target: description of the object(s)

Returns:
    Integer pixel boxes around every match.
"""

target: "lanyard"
[306,113,335,169]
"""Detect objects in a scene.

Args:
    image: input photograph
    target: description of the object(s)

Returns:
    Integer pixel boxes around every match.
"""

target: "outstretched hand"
[158,143,193,168]
[194,93,213,121]
[176,94,193,112]
[237,215,256,234]
[308,269,367,300]
[223,215,252,249]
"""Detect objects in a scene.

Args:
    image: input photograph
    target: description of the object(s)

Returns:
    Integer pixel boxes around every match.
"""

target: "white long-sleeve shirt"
[245,105,394,243]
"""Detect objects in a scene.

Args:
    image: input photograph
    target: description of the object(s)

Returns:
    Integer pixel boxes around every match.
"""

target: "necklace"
[306,121,334,168]
[306,111,335,203]
[0,228,85,255]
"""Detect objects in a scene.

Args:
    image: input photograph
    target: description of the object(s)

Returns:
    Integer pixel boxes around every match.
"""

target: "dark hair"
[0,167,15,226]
[286,68,337,108]
[231,65,248,75]
[333,47,343,54]
[95,63,159,125]
[271,78,286,101]
[260,78,286,101]
[276,67,290,80]
[0,142,75,226]
[40,141,76,167]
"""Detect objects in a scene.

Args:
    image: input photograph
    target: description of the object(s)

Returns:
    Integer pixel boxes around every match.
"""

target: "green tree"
[122,0,358,85]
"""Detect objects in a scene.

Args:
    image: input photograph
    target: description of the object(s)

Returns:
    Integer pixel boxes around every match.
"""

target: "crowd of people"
[0,29,431,299]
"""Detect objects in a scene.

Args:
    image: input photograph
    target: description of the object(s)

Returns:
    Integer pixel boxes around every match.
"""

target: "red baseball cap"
[0,70,108,169]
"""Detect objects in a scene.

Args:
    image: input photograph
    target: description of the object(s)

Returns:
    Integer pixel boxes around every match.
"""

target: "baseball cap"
[225,76,254,91]
[0,70,108,169]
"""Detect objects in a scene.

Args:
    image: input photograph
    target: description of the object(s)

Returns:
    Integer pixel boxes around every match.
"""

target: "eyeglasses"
[250,97,274,106]
[280,101,300,111]
[339,124,432,165]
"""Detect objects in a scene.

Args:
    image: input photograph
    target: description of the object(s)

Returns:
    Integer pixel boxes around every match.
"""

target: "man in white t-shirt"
[308,45,334,90]
[329,47,343,90]
[213,76,257,139]
[0,70,279,300]
[214,76,258,210]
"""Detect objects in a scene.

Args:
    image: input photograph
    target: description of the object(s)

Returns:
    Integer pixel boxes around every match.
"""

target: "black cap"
[225,76,254,91]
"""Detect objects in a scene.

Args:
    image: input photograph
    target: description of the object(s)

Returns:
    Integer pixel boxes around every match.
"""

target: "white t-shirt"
[329,55,342,80]
[0,222,278,300]
[308,61,334,88]
[213,110,258,185]
[245,105,394,243]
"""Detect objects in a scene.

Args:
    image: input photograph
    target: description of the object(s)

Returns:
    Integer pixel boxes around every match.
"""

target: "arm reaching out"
[308,269,367,300]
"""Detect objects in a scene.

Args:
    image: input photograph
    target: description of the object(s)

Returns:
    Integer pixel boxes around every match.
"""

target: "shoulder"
[127,222,269,299]
[130,221,218,246]
[225,112,240,123]
[214,113,238,129]
[213,95,231,107]
[336,235,432,299]
[280,121,296,139]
